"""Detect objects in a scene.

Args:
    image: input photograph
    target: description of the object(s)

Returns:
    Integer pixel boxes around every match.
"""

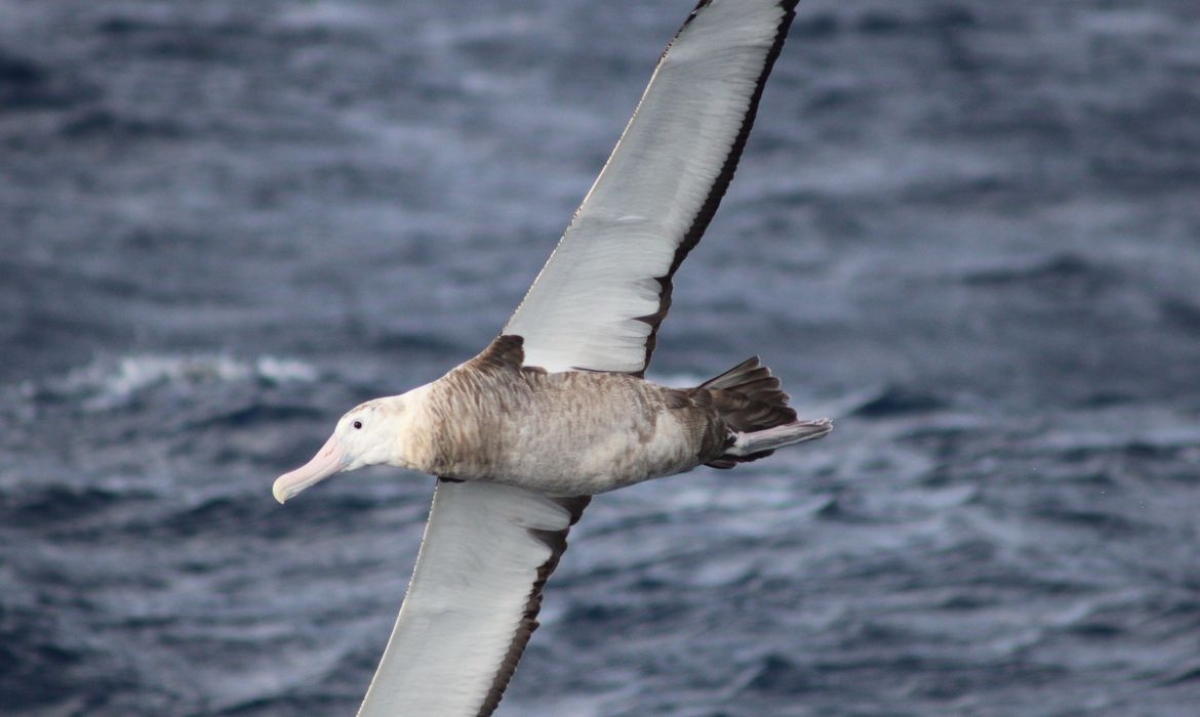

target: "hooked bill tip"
[272,433,346,505]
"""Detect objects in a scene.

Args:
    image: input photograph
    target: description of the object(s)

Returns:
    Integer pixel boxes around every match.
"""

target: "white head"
[272,397,408,503]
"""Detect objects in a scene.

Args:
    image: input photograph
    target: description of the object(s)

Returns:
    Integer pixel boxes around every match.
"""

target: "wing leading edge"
[506,0,800,376]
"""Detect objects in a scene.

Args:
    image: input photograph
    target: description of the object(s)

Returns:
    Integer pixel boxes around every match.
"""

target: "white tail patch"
[728,419,833,456]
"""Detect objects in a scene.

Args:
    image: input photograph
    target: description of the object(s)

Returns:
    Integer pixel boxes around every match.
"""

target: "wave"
[25,353,319,413]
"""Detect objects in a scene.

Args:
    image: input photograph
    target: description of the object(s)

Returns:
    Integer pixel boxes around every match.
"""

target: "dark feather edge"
[633,0,800,376]
[473,493,592,717]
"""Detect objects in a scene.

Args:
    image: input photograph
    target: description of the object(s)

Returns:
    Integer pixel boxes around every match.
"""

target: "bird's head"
[272,398,406,504]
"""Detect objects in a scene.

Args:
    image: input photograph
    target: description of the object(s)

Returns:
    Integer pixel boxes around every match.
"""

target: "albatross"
[274,0,829,714]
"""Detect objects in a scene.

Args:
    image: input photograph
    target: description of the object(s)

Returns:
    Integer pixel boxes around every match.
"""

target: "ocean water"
[3,0,1200,715]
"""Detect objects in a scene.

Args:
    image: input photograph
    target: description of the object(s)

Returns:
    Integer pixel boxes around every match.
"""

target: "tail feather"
[693,356,795,434]
[698,357,770,391]
[727,419,833,457]
[692,356,831,469]
[733,376,785,404]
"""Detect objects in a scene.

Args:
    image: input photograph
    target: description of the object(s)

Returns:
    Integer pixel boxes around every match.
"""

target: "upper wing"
[505,0,799,375]
[358,480,589,717]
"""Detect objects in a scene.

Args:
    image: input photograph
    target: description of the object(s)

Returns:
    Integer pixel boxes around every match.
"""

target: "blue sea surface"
[3,1,1200,715]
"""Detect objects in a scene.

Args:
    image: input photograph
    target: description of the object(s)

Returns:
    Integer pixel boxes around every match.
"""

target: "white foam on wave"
[273,0,379,32]
[49,354,320,412]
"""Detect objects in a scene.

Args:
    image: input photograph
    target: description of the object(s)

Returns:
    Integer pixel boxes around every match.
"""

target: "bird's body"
[344,335,830,497]
[408,341,728,495]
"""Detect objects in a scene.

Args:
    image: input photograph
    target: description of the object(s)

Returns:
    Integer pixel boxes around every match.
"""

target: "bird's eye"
[353,420,363,430]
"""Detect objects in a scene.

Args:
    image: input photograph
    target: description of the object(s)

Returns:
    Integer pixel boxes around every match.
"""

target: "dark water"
[3,0,1200,715]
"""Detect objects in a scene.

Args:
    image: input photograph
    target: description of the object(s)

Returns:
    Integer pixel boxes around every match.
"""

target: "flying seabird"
[273,1,829,715]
